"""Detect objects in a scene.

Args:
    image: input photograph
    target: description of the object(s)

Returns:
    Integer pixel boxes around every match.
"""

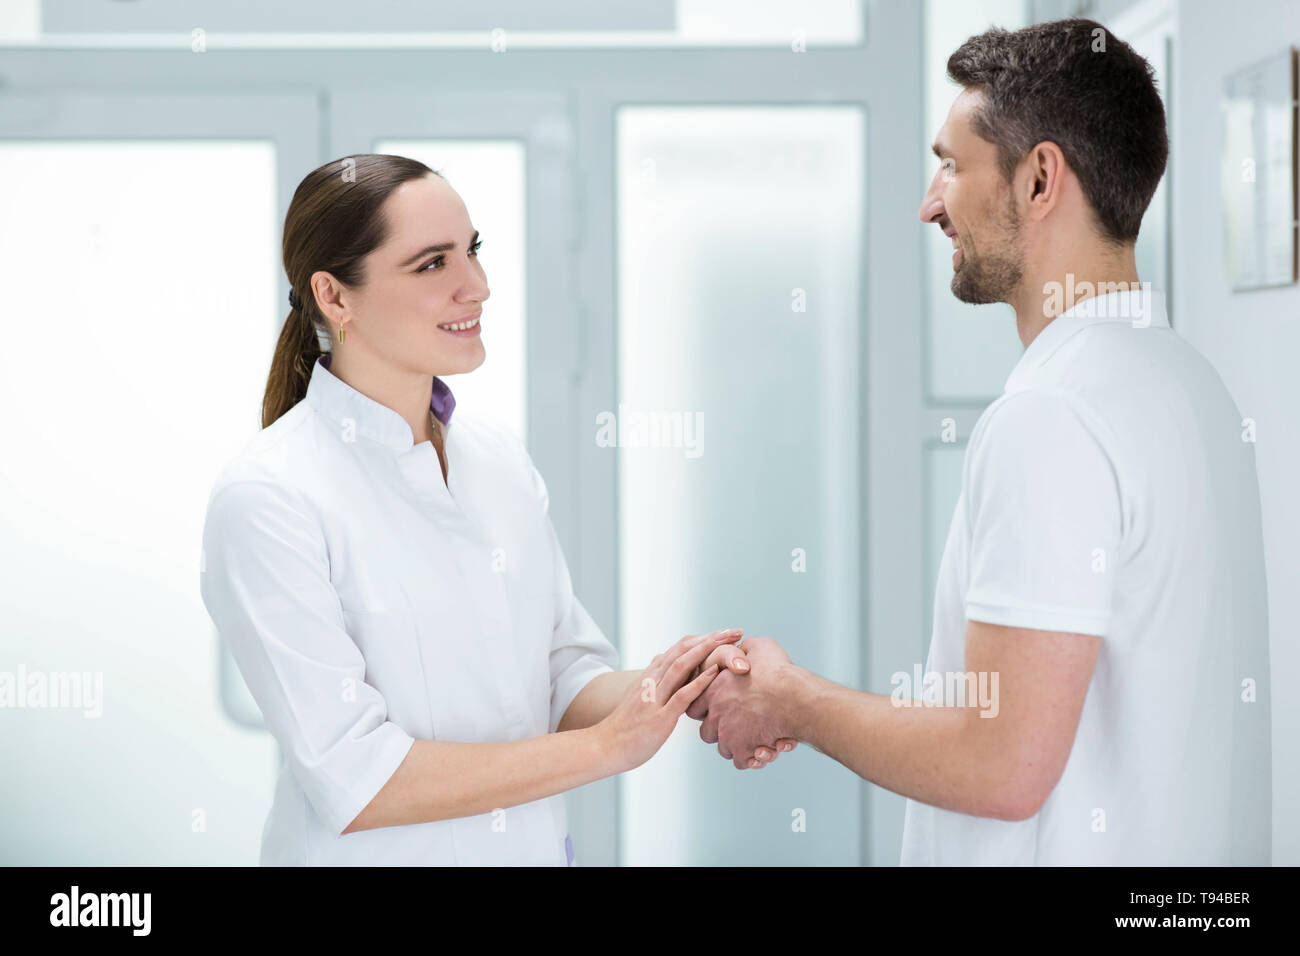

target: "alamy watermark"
[595,405,704,459]
[890,665,1000,717]
[49,886,150,935]
[0,665,103,718]
[1042,276,1153,328]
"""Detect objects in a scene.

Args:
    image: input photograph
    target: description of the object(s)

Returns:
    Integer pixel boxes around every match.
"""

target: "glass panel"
[923,0,1027,402]
[617,105,863,865]
[378,139,527,442]
[0,141,277,863]
[923,442,965,657]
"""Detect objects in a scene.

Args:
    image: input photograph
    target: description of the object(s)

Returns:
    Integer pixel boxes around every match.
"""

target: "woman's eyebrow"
[399,231,480,267]
[400,241,453,266]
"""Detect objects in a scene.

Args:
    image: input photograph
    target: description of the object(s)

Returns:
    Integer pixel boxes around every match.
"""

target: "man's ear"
[1021,140,1067,223]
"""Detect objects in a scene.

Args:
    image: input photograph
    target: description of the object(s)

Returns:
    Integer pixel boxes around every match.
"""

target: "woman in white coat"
[199,154,794,866]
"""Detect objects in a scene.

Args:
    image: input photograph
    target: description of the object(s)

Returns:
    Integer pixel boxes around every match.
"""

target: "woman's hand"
[698,639,751,678]
[689,638,799,769]
[596,629,742,774]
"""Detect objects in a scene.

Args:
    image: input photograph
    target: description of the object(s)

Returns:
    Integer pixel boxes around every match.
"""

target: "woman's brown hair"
[262,153,441,429]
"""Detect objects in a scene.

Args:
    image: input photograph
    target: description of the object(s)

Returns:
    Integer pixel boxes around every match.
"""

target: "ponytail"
[261,302,322,429]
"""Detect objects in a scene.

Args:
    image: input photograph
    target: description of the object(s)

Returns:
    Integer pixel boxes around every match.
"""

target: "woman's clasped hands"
[595,629,798,773]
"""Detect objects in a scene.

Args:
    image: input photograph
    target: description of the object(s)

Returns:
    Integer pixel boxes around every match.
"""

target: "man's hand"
[685,638,791,766]
[686,636,799,769]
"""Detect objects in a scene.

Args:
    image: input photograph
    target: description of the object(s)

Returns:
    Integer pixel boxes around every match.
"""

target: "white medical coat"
[200,353,619,865]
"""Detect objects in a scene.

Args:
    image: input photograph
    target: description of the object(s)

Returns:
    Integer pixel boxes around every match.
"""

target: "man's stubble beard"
[951,192,1024,305]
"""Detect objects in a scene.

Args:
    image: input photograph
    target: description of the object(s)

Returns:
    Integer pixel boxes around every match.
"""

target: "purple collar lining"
[319,351,456,426]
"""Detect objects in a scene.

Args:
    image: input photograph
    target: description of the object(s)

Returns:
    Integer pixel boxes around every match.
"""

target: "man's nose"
[919,170,946,224]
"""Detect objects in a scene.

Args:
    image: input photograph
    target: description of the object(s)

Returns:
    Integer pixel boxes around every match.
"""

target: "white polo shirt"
[901,289,1272,865]
[199,353,618,866]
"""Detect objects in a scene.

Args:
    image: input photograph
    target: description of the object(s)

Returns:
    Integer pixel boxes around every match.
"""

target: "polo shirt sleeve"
[963,389,1121,637]
[199,478,416,837]
[522,455,621,734]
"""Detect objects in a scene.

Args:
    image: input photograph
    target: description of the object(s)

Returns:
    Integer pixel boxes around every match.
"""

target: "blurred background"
[0,0,1294,865]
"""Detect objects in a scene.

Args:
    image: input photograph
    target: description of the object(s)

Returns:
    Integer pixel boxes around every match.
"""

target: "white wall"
[1173,0,1299,865]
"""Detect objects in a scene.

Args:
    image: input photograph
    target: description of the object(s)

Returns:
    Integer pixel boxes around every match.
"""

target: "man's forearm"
[780,666,1025,820]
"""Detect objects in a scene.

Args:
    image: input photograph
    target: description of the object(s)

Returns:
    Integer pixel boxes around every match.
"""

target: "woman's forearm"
[344,637,742,834]
[342,725,618,834]
[556,670,643,732]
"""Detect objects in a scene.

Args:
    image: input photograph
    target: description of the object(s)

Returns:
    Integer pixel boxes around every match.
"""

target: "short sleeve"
[199,479,416,836]
[963,390,1121,637]
[523,455,620,733]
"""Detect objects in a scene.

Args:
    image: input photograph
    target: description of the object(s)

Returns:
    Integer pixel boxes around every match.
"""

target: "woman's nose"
[458,262,490,303]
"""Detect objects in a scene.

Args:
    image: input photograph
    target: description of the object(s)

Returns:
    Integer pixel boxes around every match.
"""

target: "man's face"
[919,88,1025,305]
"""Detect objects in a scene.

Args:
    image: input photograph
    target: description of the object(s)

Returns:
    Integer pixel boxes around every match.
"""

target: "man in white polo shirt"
[686,18,1271,865]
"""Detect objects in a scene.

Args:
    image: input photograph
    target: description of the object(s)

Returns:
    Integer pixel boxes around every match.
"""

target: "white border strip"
[1,30,861,50]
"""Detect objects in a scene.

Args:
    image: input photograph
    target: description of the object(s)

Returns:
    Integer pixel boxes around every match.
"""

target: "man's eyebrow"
[400,230,479,267]
[931,141,949,160]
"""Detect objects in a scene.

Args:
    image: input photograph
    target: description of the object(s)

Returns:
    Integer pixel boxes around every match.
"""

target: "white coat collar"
[305,351,456,452]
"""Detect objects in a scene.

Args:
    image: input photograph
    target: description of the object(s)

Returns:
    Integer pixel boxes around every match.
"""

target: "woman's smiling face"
[345,173,491,377]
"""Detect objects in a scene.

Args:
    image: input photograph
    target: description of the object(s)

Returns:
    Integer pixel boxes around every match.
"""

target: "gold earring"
[337,323,346,344]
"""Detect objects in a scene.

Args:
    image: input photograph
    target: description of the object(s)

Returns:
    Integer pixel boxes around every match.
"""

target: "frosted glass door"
[0,88,316,863]
[617,106,864,865]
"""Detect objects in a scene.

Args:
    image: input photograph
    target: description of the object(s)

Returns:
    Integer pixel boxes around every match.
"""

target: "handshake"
[600,629,801,773]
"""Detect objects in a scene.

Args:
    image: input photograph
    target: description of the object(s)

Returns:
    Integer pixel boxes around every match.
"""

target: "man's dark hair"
[946,18,1168,244]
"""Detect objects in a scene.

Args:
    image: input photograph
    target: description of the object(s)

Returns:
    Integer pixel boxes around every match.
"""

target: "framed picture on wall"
[1221,46,1299,292]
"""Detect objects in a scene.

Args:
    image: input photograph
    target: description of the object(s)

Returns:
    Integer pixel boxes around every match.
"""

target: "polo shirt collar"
[306,351,456,452]
[1005,286,1169,392]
